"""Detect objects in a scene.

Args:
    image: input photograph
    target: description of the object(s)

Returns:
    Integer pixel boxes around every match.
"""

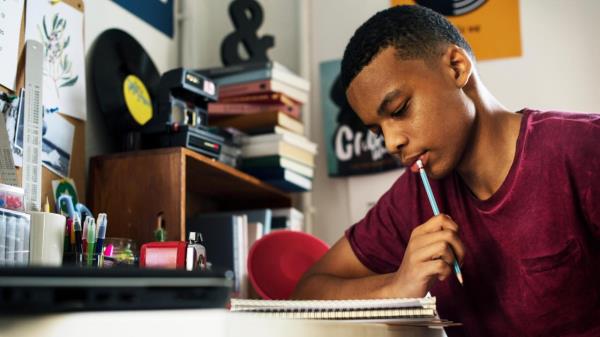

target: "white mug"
[28,211,66,266]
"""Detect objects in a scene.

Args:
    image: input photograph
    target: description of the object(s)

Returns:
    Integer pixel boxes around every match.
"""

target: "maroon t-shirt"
[346,109,600,337]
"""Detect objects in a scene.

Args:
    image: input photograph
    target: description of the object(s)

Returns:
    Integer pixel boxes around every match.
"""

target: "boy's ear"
[443,45,473,89]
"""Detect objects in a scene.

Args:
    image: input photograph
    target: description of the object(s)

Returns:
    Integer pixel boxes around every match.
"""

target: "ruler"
[0,100,18,186]
[22,40,44,212]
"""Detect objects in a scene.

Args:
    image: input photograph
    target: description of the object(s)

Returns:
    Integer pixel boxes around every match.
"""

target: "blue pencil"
[416,159,464,285]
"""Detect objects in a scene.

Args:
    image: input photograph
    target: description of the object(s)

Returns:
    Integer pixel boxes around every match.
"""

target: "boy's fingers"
[412,214,458,237]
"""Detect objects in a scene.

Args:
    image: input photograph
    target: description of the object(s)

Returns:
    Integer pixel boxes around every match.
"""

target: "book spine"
[197,61,273,78]
[213,69,273,86]
[208,102,301,119]
[218,80,273,98]
[219,92,299,107]
[232,216,241,295]
[219,80,308,104]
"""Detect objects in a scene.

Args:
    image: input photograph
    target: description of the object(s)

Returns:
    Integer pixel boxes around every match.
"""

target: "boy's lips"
[408,152,428,173]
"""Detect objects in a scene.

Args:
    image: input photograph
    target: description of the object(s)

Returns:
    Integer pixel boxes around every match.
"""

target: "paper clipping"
[25,0,86,120]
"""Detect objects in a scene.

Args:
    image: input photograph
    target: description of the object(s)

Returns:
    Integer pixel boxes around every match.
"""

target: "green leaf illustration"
[42,17,50,39]
[60,76,78,88]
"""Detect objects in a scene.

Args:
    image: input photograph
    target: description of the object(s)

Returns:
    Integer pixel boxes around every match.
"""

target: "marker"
[95,213,107,266]
[82,216,90,255]
[64,217,72,256]
[73,214,83,263]
[415,159,464,285]
[86,217,96,267]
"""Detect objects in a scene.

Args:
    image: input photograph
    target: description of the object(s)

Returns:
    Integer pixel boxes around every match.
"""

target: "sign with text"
[320,60,402,177]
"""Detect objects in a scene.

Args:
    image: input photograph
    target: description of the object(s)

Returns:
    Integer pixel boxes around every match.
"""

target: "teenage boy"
[293,5,600,337]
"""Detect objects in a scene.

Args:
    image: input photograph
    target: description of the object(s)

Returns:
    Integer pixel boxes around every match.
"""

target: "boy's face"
[346,46,475,178]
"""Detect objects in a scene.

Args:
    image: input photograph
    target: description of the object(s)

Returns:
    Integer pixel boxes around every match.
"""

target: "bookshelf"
[88,147,292,244]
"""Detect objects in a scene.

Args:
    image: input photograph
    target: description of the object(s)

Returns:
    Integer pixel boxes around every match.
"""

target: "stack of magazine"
[230,297,457,326]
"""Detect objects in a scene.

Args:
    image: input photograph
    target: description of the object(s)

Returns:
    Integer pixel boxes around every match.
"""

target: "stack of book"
[197,61,316,192]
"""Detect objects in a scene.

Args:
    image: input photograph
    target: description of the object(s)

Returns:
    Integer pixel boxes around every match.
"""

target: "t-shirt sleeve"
[569,114,600,240]
[344,172,414,274]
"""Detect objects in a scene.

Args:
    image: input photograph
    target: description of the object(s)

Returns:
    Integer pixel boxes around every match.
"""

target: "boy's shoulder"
[524,109,599,148]
[526,109,599,134]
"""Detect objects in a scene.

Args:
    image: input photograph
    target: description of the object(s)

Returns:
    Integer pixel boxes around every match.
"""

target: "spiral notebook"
[230,297,452,323]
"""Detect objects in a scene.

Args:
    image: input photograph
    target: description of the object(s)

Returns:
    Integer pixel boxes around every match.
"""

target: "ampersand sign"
[220,0,275,66]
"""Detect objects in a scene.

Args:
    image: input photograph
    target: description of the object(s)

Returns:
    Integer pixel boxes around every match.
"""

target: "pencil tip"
[457,274,464,286]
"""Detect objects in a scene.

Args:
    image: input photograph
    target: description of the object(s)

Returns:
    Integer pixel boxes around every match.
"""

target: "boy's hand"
[389,214,465,297]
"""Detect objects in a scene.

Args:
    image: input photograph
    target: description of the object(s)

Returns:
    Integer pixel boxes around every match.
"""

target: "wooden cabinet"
[89,147,292,244]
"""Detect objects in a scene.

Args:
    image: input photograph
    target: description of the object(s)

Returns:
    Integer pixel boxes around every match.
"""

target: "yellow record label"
[123,74,153,125]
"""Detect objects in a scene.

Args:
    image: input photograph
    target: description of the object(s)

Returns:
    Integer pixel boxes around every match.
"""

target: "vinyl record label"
[123,74,153,125]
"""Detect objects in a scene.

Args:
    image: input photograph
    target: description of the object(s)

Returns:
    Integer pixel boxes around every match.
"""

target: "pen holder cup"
[29,211,66,267]
[63,251,101,267]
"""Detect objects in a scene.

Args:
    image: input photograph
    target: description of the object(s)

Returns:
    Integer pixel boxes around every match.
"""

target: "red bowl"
[248,230,329,300]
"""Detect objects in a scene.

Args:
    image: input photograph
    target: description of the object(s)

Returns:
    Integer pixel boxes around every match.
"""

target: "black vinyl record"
[90,28,160,133]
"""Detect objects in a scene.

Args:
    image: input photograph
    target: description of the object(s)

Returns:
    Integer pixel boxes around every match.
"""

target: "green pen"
[86,218,96,267]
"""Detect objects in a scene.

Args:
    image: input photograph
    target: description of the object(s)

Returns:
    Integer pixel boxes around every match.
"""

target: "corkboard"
[0,0,85,209]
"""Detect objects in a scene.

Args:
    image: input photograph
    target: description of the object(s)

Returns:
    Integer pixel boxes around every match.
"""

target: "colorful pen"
[64,217,72,256]
[82,216,90,255]
[95,213,107,266]
[73,214,83,263]
[416,159,464,285]
[86,217,96,267]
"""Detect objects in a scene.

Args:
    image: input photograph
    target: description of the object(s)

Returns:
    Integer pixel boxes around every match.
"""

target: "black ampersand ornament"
[220,0,275,66]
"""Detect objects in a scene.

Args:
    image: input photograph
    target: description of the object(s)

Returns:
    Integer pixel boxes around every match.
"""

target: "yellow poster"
[390,0,521,60]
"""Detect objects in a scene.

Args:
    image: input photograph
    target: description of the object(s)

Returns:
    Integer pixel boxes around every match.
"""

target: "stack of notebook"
[230,297,457,326]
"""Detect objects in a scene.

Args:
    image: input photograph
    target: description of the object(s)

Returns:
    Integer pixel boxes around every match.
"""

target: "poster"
[112,0,174,38]
[25,0,87,120]
[320,60,402,177]
[391,0,522,61]
[0,0,25,90]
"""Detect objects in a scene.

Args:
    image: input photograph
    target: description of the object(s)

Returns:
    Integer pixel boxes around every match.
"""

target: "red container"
[248,230,329,300]
[140,241,187,269]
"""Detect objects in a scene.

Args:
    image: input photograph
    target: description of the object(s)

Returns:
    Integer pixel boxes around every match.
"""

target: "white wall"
[85,0,179,162]
[181,0,302,73]
[478,1,600,113]
[309,0,600,245]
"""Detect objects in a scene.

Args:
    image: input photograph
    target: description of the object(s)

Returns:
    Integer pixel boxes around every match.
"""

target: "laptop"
[0,266,232,313]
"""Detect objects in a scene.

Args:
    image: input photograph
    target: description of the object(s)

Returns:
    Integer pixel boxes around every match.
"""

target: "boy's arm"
[291,236,395,300]
[291,214,465,300]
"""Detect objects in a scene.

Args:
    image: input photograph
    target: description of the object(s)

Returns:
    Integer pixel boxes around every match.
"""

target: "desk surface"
[0,309,448,337]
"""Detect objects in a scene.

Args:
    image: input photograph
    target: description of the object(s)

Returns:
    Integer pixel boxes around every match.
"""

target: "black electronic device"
[143,125,225,159]
[139,68,229,159]
[147,68,218,131]
[0,266,232,313]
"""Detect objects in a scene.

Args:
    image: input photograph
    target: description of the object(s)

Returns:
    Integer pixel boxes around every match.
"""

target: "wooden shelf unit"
[89,147,292,244]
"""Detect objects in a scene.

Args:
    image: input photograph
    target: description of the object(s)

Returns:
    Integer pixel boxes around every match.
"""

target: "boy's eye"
[391,102,408,118]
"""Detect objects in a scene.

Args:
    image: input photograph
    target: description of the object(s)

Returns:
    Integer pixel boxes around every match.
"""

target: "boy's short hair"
[341,5,473,92]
